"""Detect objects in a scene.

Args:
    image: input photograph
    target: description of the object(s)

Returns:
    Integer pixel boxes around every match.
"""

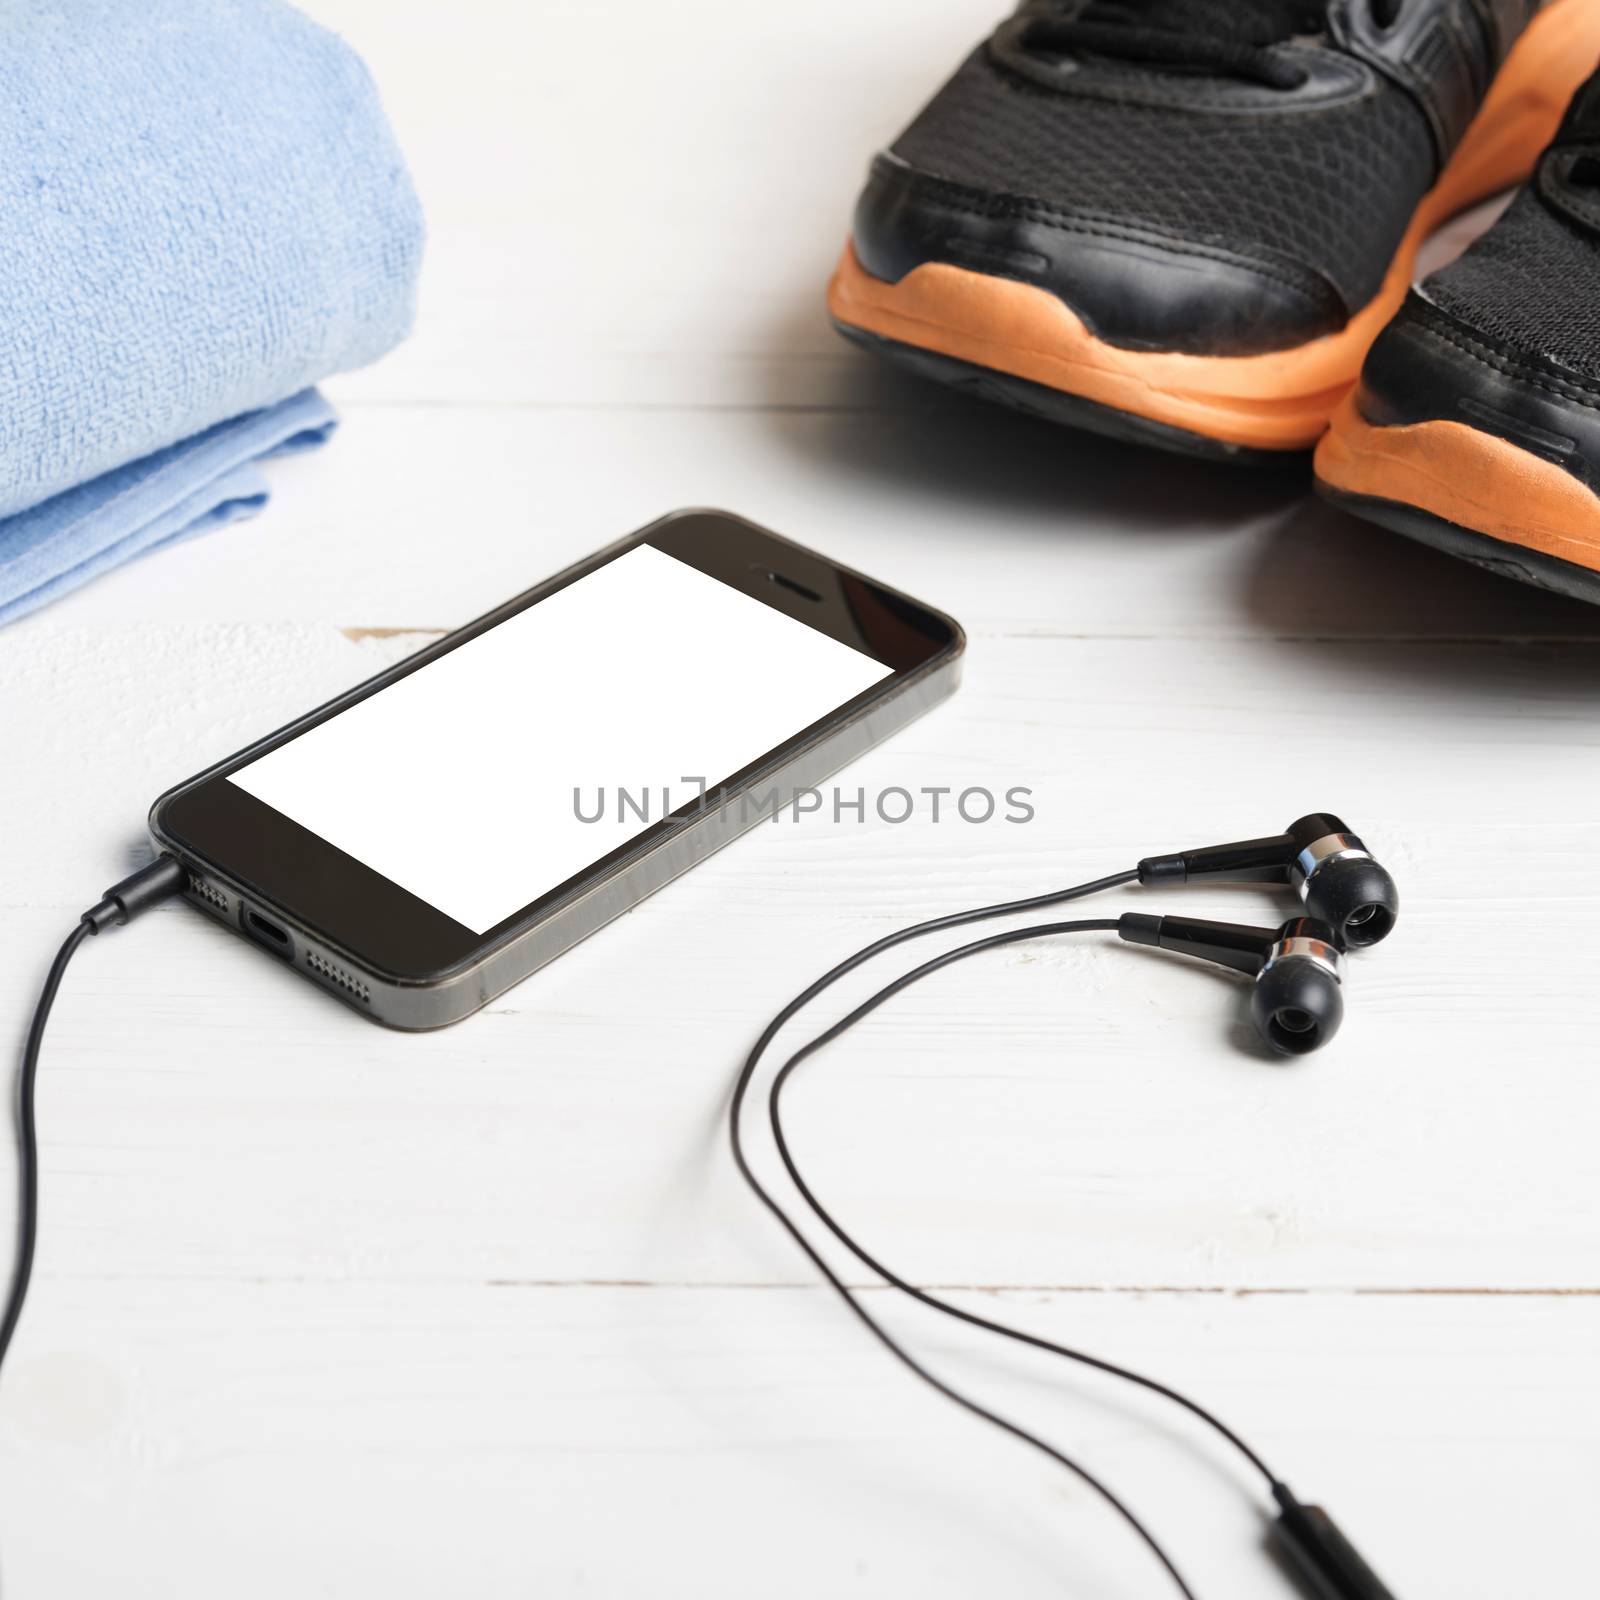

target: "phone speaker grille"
[188,875,230,915]
[306,949,371,1005]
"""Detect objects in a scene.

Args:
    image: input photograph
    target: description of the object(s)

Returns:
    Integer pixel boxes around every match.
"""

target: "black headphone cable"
[2,858,187,1378]
[728,872,1212,1597]
[13,857,1389,1597]
[766,917,1281,1487]
[731,872,1398,1600]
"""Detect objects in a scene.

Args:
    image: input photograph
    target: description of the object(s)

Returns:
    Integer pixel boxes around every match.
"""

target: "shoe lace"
[1018,0,1408,89]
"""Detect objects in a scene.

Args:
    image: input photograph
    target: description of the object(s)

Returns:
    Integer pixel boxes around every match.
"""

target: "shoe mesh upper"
[1423,187,1600,382]
[1063,0,1326,35]
[890,45,1437,314]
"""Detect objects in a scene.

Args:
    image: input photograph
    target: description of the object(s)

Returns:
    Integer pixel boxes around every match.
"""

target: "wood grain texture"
[1,0,1596,1594]
[5,1285,1595,1598]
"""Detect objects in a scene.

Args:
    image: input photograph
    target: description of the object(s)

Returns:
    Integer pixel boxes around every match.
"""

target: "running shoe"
[828,0,1600,463]
[1316,67,1600,601]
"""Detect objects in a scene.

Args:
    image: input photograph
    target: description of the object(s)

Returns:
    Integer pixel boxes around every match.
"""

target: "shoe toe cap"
[850,153,1349,358]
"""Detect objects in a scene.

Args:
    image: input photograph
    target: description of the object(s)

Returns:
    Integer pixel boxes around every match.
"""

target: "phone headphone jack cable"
[1,855,188,1379]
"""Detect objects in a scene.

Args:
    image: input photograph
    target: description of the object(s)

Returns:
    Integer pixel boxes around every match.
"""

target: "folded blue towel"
[0,0,422,622]
[0,390,336,626]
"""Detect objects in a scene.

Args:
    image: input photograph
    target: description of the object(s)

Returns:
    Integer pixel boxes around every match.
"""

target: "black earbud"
[1119,912,1344,1055]
[1136,812,1399,949]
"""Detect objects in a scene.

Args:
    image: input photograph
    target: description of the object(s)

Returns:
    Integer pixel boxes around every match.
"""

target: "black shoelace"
[1021,0,1407,89]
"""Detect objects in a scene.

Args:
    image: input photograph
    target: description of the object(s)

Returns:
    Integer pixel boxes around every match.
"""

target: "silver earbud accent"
[1289,832,1371,897]
[1262,934,1343,983]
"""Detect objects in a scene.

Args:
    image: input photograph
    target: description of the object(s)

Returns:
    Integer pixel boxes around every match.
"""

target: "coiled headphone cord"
[729,871,1286,1600]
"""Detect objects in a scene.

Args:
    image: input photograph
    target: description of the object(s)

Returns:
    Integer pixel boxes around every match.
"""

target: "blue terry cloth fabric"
[0,0,422,622]
[0,390,337,626]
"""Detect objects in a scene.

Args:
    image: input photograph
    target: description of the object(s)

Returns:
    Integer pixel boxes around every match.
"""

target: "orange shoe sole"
[828,0,1600,456]
[1314,395,1600,601]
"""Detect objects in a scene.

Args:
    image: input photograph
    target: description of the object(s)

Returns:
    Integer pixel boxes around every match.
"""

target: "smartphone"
[149,510,963,1028]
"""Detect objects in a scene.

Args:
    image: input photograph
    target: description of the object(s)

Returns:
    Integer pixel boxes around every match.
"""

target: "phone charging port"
[243,907,293,957]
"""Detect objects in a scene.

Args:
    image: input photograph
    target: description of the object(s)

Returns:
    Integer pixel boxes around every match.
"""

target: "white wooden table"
[2,3,1597,1594]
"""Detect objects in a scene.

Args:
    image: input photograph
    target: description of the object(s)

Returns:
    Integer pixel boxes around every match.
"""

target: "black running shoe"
[828,0,1600,462]
[1317,68,1600,602]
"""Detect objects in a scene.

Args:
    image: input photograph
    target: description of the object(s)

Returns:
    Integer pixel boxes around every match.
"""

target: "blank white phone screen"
[227,544,894,933]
